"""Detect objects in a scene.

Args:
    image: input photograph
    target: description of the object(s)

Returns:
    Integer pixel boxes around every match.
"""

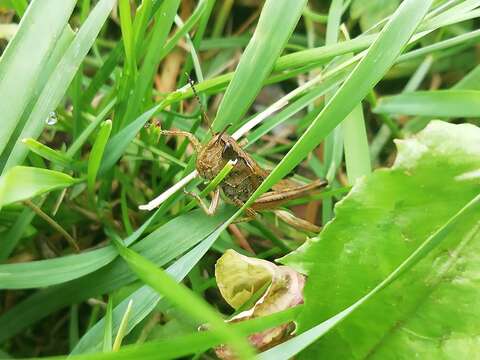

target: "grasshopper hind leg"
[231,198,258,223]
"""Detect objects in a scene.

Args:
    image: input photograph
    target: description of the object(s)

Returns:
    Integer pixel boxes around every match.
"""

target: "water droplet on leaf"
[45,112,57,125]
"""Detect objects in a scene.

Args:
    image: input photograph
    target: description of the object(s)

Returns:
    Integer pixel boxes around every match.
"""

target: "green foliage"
[1,0,480,358]
[283,121,480,358]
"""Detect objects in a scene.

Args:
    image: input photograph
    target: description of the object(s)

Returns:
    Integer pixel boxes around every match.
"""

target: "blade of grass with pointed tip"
[2,0,116,173]
[102,297,113,352]
[68,99,116,157]
[112,299,132,352]
[88,120,112,196]
[0,166,78,208]
[212,0,307,132]
[0,0,76,157]
[21,138,74,168]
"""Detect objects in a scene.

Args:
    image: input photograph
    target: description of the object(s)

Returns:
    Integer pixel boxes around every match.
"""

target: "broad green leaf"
[0,166,78,208]
[0,0,76,157]
[287,121,480,358]
[2,0,116,172]
[374,90,480,117]
[111,236,255,359]
[260,193,480,360]
[212,0,307,131]
[0,207,234,342]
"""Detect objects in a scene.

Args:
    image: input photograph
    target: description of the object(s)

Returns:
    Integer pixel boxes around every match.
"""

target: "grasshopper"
[160,78,327,231]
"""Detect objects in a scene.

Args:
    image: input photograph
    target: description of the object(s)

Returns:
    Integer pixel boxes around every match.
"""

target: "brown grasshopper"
[160,78,327,231]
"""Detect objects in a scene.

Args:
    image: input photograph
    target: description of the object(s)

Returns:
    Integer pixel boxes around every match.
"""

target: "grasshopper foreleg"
[184,188,220,216]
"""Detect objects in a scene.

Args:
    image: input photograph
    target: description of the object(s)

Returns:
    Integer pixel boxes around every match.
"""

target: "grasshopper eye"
[222,142,237,161]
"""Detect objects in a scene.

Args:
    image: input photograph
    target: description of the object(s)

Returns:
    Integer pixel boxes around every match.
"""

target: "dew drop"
[45,111,58,125]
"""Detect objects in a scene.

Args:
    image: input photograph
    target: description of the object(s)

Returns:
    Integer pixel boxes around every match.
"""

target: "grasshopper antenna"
[186,73,213,135]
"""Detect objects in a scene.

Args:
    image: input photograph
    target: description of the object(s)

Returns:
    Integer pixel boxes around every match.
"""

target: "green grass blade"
[342,105,371,183]
[111,236,255,359]
[132,0,153,54]
[0,166,78,208]
[0,247,116,289]
[118,0,135,75]
[88,120,112,196]
[102,297,113,352]
[322,0,347,222]
[21,138,74,168]
[68,99,116,157]
[0,0,76,157]
[374,90,480,117]
[212,0,307,131]
[111,299,132,351]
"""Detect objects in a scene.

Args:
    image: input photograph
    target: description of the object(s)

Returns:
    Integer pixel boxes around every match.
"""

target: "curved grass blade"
[21,138,75,168]
[0,204,161,289]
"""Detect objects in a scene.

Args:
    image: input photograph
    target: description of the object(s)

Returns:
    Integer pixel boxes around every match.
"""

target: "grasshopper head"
[196,126,238,180]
